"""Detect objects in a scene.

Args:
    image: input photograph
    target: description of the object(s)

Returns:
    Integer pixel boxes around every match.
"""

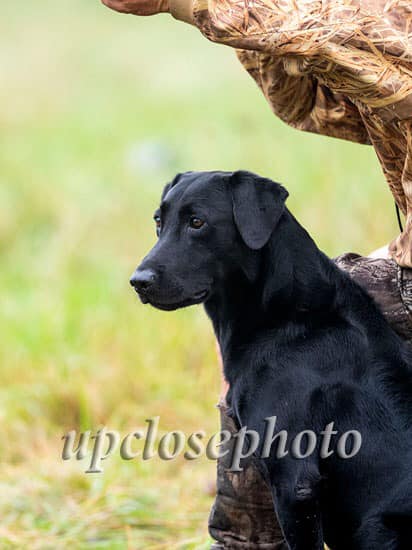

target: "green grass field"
[0,1,400,548]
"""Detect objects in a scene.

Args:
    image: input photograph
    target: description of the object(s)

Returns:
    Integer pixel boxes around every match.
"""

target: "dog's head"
[130,170,288,310]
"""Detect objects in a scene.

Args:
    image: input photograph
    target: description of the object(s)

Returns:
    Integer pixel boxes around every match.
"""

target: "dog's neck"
[204,209,403,389]
[204,210,341,367]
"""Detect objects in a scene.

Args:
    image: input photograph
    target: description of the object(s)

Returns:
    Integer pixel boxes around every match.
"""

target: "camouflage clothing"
[169,0,412,267]
[209,403,287,549]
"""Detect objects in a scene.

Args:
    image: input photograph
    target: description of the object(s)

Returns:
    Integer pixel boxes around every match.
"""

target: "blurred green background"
[0,1,398,548]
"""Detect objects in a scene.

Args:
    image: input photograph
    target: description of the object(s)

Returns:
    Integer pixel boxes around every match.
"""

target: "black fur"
[130,170,412,550]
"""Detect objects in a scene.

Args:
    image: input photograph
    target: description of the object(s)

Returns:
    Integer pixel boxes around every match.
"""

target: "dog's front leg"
[271,468,324,550]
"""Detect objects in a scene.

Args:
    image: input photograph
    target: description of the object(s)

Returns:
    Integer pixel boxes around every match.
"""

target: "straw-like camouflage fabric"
[168,0,412,266]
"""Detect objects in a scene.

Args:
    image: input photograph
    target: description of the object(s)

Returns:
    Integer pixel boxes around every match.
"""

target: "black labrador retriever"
[130,170,412,550]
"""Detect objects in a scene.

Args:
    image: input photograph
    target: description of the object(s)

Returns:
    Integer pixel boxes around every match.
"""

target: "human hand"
[101,0,169,16]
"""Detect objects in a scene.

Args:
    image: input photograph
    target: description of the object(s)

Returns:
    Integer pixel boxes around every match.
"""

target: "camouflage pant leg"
[209,402,288,550]
[209,255,412,549]
[335,254,412,342]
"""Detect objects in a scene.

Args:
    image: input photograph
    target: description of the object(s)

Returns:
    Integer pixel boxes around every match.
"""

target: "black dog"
[130,170,412,549]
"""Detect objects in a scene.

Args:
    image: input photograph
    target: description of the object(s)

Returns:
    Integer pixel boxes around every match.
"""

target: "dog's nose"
[130,269,156,292]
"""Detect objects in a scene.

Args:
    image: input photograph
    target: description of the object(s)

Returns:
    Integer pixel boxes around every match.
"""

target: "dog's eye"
[189,216,205,230]
[154,215,161,234]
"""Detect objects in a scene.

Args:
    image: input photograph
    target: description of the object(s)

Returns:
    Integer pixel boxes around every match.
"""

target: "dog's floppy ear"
[161,173,183,201]
[230,170,289,250]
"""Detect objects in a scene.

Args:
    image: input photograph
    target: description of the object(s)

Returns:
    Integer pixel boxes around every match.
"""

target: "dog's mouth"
[134,289,209,311]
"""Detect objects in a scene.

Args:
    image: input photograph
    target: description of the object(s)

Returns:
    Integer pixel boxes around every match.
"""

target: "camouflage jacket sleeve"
[169,1,411,138]
[235,49,370,144]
